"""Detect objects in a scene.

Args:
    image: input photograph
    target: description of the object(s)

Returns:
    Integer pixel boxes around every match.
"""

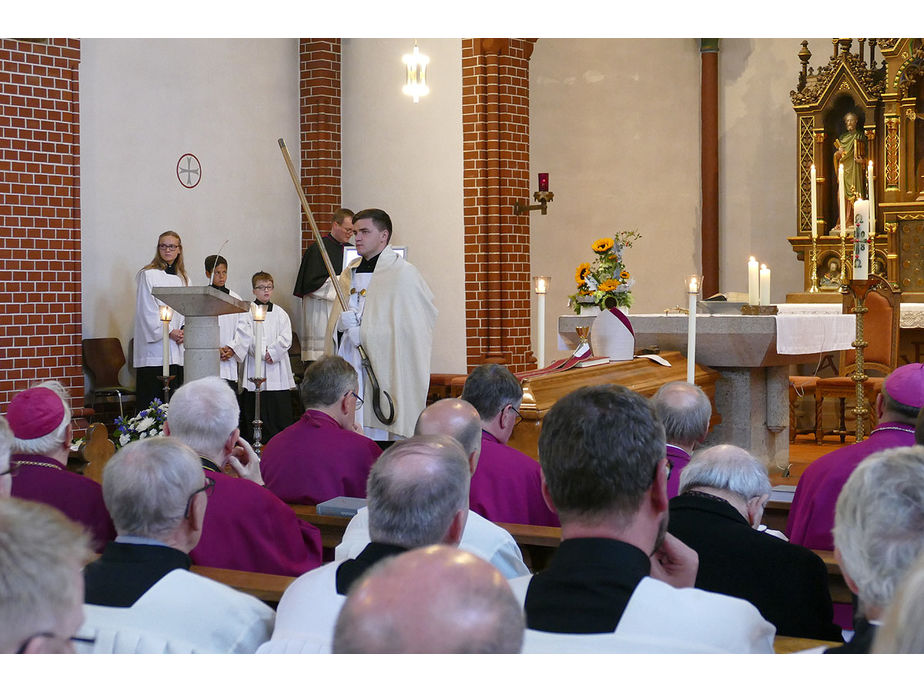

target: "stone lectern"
[152,286,250,383]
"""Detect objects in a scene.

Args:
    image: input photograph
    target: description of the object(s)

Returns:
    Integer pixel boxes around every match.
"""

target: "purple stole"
[666,445,692,499]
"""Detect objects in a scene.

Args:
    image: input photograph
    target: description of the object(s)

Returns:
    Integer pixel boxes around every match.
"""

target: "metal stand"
[156,375,176,404]
[839,233,848,285]
[248,376,267,456]
[808,235,820,293]
[843,278,880,442]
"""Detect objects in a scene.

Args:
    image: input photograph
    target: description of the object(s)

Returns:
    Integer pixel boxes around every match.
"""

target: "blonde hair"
[0,498,93,653]
[143,230,189,285]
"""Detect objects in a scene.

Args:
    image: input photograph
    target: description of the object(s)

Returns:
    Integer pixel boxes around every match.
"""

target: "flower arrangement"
[113,399,169,448]
[568,230,642,314]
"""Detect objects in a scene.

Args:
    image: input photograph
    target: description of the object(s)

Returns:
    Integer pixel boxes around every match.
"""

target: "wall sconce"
[515,172,554,215]
[402,41,430,103]
[533,276,550,368]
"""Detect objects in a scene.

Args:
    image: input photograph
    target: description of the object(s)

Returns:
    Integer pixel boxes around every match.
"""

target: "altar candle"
[853,199,869,281]
[253,304,266,380]
[687,275,698,384]
[160,305,172,378]
[838,163,846,237]
[748,257,759,306]
[867,161,875,239]
[759,264,771,306]
[810,163,818,239]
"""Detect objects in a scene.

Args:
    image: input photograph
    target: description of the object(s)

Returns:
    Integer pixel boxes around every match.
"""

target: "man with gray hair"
[333,545,525,654]
[165,376,322,576]
[268,434,470,650]
[335,398,530,578]
[261,355,381,505]
[651,380,712,498]
[826,446,924,653]
[0,416,13,497]
[0,497,93,653]
[667,444,841,641]
[81,437,275,653]
[6,381,115,550]
[461,363,559,526]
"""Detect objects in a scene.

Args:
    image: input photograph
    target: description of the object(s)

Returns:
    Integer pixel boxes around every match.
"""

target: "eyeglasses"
[507,405,523,426]
[348,390,364,409]
[0,461,20,478]
[158,243,180,251]
[254,285,274,291]
[16,632,97,654]
[184,476,216,518]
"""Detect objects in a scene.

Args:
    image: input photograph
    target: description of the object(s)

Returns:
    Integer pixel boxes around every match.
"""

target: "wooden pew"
[190,565,294,606]
[773,635,839,653]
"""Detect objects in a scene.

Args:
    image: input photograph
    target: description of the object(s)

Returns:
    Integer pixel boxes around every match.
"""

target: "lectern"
[152,286,251,383]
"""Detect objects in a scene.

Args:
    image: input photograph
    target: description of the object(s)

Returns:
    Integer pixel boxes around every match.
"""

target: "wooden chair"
[788,354,837,443]
[814,276,901,443]
[82,338,136,425]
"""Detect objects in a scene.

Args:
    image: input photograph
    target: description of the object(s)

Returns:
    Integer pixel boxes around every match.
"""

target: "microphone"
[208,239,229,287]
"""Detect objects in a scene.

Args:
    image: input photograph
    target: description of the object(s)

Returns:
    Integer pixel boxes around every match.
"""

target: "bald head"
[652,380,712,449]
[333,545,525,654]
[415,398,483,467]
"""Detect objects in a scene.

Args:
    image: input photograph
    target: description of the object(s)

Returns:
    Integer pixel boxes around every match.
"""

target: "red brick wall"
[462,39,537,373]
[0,39,84,416]
[298,39,342,250]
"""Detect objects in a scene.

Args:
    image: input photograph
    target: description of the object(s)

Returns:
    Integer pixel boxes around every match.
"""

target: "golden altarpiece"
[788,38,924,303]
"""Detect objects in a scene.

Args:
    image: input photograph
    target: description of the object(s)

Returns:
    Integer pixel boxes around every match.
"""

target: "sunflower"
[620,270,630,280]
[598,279,620,292]
[592,238,614,254]
[574,262,592,284]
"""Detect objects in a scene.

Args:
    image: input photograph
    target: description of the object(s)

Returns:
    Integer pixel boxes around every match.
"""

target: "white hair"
[11,381,72,455]
[679,444,772,501]
[834,446,924,613]
[166,376,239,456]
[874,551,924,653]
[652,381,712,448]
[0,416,12,474]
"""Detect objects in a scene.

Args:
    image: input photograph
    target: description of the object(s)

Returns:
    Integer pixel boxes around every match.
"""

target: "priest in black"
[293,207,354,363]
[667,444,842,642]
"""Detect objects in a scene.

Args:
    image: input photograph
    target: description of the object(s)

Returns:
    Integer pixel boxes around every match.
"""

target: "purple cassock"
[260,410,382,505]
[787,423,916,551]
[189,464,323,577]
[469,431,560,527]
[665,444,692,499]
[11,454,116,552]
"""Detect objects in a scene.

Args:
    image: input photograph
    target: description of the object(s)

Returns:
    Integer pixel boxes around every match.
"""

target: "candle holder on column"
[839,233,848,285]
[808,235,820,293]
[842,278,880,442]
[249,376,267,456]
[156,374,176,404]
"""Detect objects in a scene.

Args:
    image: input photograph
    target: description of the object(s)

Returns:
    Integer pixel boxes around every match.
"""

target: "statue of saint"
[833,112,866,232]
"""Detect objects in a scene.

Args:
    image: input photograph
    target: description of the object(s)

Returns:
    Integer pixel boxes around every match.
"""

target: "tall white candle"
[853,199,869,281]
[160,306,172,378]
[759,264,771,306]
[537,292,546,368]
[253,305,266,380]
[838,163,846,237]
[810,163,818,239]
[687,275,698,384]
[867,160,875,240]
[748,256,759,306]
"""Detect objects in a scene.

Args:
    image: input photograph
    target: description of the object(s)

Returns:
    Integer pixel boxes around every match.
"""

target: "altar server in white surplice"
[325,208,436,441]
[205,254,243,388]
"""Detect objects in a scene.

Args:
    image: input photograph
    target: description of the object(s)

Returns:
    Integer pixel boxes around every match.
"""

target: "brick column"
[462,38,536,373]
[0,39,83,412]
[299,39,342,251]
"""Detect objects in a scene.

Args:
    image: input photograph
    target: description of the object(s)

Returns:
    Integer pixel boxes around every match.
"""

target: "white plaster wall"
[530,39,702,363]
[80,38,301,385]
[530,38,807,363]
[341,38,465,374]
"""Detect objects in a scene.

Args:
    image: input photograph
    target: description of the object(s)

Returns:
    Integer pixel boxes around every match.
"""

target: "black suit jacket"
[84,541,191,607]
[668,493,842,641]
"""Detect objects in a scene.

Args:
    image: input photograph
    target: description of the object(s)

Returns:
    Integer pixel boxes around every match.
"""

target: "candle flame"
[252,304,266,321]
[749,256,756,263]
[760,264,768,270]
[159,306,172,321]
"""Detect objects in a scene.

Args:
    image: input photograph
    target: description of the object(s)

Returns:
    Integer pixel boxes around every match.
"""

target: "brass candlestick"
[157,374,176,404]
[248,376,267,456]
[808,235,820,293]
[869,231,876,272]
[843,278,880,442]
[839,232,848,285]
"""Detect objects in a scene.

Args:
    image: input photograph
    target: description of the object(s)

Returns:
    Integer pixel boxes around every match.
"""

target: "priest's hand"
[649,532,698,589]
[337,310,361,344]
[224,437,265,486]
[219,346,234,361]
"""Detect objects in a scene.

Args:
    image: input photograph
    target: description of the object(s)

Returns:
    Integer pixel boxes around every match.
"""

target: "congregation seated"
[0,497,93,654]
[269,435,470,650]
[7,382,115,551]
[165,376,322,576]
[509,384,776,654]
[82,437,275,653]
[824,446,924,654]
[667,444,841,641]
[651,380,711,498]
[787,362,924,550]
[332,545,525,654]
[334,398,530,579]
[460,364,560,527]
[873,551,924,653]
[260,355,381,505]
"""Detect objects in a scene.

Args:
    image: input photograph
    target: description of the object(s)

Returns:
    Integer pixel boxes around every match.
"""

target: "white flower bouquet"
[113,399,168,448]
